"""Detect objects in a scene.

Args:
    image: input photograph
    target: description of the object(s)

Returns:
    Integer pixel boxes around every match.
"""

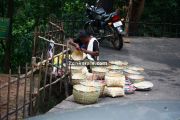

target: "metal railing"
[60,19,180,38]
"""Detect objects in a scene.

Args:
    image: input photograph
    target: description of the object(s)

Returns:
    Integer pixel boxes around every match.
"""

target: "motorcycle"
[84,4,124,50]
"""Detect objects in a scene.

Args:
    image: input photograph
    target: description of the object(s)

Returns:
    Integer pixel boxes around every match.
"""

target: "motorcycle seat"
[95,8,106,15]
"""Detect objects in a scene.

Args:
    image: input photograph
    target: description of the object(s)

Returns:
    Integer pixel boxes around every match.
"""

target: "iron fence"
[60,19,180,38]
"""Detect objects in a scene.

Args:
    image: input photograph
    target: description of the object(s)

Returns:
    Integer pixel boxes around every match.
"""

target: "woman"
[68,30,99,61]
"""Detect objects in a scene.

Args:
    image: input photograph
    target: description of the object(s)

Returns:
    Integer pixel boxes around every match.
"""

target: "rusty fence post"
[43,55,49,102]
[23,64,28,118]
[34,53,43,113]
[15,67,20,120]
[64,43,69,97]
[6,69,11,120]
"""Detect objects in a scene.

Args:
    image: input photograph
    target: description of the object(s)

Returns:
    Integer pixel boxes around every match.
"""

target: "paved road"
[28,100,180,120]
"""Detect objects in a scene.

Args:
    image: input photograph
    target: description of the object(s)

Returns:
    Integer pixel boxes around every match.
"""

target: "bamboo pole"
[38,36,66,47]
[15,66,20,120]
[42,53,49,102]
[64,42,69,97]
[34,53,43,113]
[6,69,11,120]
[49,46,54,98]
[59,46,65,93]
[23,64,28,118]
[29,66,33,116]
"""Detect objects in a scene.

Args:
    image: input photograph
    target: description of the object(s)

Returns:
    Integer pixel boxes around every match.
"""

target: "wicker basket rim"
[80,81,103,87]
[109,61,128,65]
[123,69,141,74]
[128,66,144,71]
[73,85,99,92]
[71,50,86,61]
[127,75,144,80]
[92,67,108,73]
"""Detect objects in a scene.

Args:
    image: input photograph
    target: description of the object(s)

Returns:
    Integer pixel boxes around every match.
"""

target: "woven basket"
[92,67,108,80]
[80,81,105,97]
[70,66,83,73]
[104,86,124,97]
[128,66,144,72]
[71,50,86,61]
[127,75,144,83]
[71,73,86,85]
[109,60,128,66]
[105,73,125,87]
[73,85,100,104]
[133,81,153,90]
[107,65,124,73]
[123,69,141,77]
[86,72,98,80]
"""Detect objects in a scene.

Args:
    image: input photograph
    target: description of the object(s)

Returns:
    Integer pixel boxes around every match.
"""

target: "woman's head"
[77,30,91,44]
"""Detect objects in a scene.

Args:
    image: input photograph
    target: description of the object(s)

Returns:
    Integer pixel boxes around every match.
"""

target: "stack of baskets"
[70,66,89,85]
[92,67,108,80]
[124,66,145,83]
[104,71,125,97]
[70,60,153,104]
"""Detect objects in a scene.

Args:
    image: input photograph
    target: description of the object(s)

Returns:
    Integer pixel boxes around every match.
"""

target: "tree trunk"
[4,0,13,73]
[126,0,145,36]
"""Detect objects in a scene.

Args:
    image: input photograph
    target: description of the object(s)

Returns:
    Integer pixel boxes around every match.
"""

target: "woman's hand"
[75,44,81,50]
[81,48,87,53]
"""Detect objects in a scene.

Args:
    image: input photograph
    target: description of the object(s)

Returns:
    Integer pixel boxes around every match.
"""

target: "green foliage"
[141,0,179,23]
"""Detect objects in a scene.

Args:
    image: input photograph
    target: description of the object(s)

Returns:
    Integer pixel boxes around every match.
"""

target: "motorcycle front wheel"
[103,26,123,50]
[84,22,123,50]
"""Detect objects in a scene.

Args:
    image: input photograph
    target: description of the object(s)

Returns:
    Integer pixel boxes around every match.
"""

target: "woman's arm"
[81,48,99,56]
[67,38,80,50]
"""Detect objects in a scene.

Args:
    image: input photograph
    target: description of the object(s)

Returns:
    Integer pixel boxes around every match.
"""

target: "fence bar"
[23,64,28,118]
[60,46,65,93]
[49,47,54,98]
[29,67,33,116]
[43,56,49,102]
[65,43,69,97]
[6,70,11,120]
[34,53,43,113]
[15,67,20,120]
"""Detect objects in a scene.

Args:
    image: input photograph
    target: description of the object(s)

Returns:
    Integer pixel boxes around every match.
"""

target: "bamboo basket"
[127,75,144,83]
[106,65,124,73]
[71,50,86,61]
[92,67,108,80]
[128,66,144,72]
[105,73,125,87]
[73,85,100,104]
[70,66,88,74]
[104,86,125,97]
[123,69,141,77]
[71,73,86,85]
[109,60,128,66]
[80,81,105,97]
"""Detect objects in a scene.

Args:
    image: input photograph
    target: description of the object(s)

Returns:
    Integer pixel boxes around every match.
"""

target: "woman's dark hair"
[77,30,90,39]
